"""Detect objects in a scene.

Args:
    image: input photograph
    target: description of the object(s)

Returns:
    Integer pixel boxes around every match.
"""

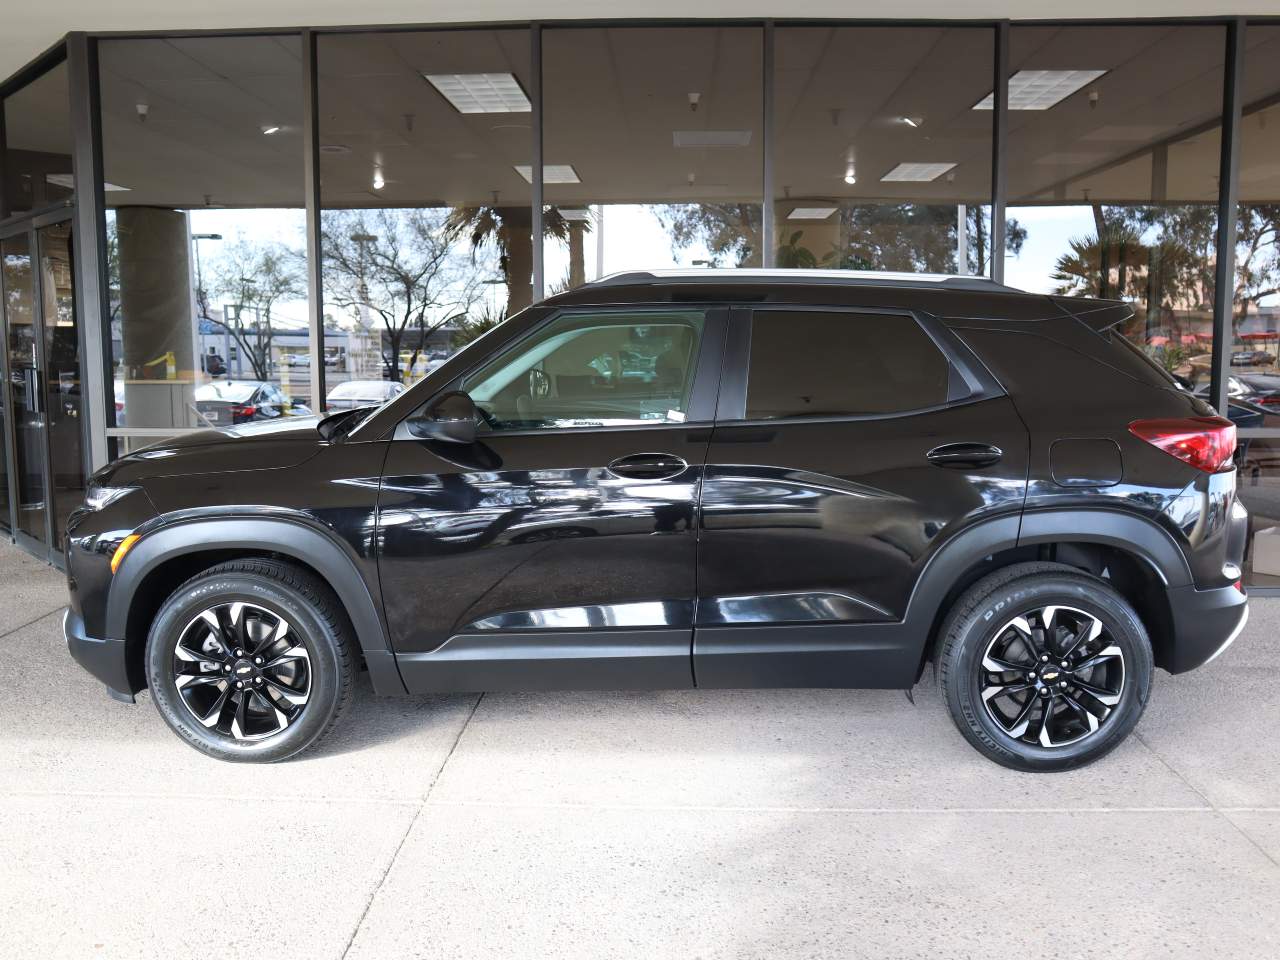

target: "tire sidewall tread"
[937,562,1154,773]
[145,558,355,763]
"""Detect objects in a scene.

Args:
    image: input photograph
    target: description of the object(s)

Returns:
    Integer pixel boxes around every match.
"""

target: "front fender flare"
[106,516,407,695]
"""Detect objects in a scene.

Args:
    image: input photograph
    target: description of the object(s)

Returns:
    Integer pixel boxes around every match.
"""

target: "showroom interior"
[2,17,1279,586]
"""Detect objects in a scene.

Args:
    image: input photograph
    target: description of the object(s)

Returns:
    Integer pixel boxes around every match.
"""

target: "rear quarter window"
[746,309,950,420]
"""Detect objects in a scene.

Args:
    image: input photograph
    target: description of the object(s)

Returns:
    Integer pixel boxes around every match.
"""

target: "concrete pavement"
[1,539,1277,959]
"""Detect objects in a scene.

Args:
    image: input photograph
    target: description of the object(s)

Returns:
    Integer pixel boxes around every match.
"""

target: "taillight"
[1128,416,1237,474]
[1262,395,1280,406]
[231,404,257,418]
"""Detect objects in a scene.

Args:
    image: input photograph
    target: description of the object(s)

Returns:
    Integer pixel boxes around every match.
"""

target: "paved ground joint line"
[1135,729,1280,871]
[0,605,66,641]
[337,692,484,960]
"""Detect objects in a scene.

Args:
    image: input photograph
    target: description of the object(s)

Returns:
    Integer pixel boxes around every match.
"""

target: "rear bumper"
[64,608,135,702]
[1165,583,1250,673]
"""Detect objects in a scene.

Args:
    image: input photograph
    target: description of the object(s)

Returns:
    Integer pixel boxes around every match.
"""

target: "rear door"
[694,304,1028,688]
[377,304,726,693]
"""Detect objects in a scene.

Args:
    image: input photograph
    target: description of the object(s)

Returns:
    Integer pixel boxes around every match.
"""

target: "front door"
[694,304,1029,688]
[0,212,86,563]
[377,305,725,693]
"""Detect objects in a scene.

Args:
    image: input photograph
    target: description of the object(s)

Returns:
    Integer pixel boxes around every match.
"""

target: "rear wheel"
[937,562,1153,772]
[145,559,354,762]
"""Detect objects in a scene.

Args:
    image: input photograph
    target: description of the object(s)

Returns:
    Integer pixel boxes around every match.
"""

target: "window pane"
[463,310,705,430]
[773,27,994,275]
[2,59,72,217]
[1233,25,1280,378]
[318,29,531,402]
[746,311,949,419]
[1239,437,1280,587]
[99,36,311,430]
[542,26,763,290]
[1002,24,1225,392]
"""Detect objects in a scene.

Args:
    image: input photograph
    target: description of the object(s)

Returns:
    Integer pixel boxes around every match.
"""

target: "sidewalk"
[1,540,1277,959]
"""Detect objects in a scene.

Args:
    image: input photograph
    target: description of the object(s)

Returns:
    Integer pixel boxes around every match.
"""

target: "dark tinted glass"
[542,26,764,287]
[773,26,994,276]
[1001,24,1225,394]
[746,311,949,419]
[99,35,310,441]
[317,29,532,399]
[2,60,72,217]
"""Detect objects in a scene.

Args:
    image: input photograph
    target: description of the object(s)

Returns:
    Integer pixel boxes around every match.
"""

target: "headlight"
[83,484,136,511]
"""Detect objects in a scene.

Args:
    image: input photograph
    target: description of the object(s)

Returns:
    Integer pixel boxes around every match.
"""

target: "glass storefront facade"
[0,18,1278,583]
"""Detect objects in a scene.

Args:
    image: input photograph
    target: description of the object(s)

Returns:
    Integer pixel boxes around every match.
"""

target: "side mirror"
[407,390,478,444]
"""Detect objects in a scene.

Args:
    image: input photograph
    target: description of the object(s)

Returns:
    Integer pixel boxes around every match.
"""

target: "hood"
[93,418,324,485]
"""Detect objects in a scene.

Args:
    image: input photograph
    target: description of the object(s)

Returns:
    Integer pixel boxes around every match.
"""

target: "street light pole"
[191,233,222,374]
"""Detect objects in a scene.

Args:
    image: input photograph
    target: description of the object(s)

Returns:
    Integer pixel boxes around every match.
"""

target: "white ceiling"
[3,0,1276,87]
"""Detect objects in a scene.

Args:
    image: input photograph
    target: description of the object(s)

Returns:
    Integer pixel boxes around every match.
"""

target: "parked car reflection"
[325,378,405,410]
[193,380,312,426]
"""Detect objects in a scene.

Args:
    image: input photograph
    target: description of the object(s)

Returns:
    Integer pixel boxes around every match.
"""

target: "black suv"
[64,271,1249,771]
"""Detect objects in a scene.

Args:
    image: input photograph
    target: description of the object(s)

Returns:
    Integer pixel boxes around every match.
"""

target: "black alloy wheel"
[172,601,312,741]
[146,558,354,762]
[938,562,1153,772]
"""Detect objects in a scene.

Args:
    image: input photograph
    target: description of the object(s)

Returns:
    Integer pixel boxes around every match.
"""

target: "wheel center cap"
[1039,665,1062,683]
[233,659,256,679]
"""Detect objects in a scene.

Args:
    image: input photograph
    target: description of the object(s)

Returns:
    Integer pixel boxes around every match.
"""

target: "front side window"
[745,310,950,420]
[462,310,705,431]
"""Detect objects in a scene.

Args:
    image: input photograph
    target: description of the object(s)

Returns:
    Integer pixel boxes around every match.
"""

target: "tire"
[936,562,1153,773]
[145,558,355,762]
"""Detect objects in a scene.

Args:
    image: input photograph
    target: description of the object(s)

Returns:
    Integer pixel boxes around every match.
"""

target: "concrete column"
[115,207,200,428]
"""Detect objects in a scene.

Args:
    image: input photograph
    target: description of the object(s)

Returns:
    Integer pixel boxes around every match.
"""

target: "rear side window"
[745,310,950,420]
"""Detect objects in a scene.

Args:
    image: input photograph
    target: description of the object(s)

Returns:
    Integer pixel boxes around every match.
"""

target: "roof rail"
[588,268,1021,293]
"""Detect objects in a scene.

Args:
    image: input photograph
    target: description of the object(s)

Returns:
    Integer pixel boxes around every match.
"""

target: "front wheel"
[145,559,355,762]
[937,562,1153,772]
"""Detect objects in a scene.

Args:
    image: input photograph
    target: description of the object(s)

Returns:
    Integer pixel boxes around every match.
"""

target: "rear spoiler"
[1049,295,1133,333]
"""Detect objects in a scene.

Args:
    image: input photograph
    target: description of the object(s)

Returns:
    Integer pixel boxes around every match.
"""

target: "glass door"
[1,231,48,551]
[0,211,84,563]
[39,220,85,554]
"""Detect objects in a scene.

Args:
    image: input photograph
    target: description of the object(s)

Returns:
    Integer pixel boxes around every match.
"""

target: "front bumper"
[63,608,135,703]
[1165,582,1250,673]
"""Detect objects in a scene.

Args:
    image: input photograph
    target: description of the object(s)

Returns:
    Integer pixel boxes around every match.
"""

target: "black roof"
[542,269,1087,323]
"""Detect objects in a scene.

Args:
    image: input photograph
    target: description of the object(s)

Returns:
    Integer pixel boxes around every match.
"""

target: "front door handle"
[926,442,1003,469]
[607,453,689,480]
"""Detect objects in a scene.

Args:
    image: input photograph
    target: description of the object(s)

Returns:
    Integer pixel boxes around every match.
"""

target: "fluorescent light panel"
[515,164,581,184]
[555,207,594,221]
[880,162,956,182]
[974,69,1107,111]
[46,173,129,191]
[672,130,752,148]
[787,206,837,221]
[424,73,530,114]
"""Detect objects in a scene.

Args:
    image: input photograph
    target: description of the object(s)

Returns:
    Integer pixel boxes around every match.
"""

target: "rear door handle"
[926,442,1003,468]
[607,453,689,480]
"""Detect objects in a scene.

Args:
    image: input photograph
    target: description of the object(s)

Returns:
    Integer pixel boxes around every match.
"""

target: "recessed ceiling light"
[880,162,957,182]
[844,163,857,185]
[319,144,351,155]
[372,169,385,190]
[555,207,594,221]
[901,116,923,128]
[788,206,837,221]
[672,130,752,148]
[424,73,531,114]
[973,69,1107,111]
[261,125,281,136]
[514,164,581,184]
